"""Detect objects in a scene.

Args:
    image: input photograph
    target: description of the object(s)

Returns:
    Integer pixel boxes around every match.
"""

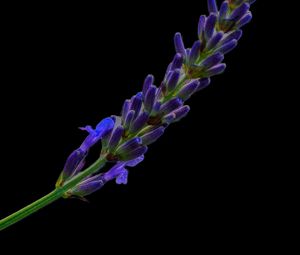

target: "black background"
[0,0,273,251]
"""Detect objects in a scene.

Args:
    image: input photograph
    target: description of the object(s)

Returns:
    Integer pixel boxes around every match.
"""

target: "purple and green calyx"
[0,0,256,231]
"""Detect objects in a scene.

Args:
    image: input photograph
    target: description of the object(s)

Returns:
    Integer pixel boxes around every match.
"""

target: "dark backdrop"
[0,0,270,251]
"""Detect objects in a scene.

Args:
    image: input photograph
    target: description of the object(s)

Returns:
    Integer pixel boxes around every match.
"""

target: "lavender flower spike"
[0,0,256,231]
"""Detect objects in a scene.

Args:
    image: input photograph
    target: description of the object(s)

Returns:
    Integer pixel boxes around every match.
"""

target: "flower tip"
[174,32,186,56]
[126,155,145,167]
[237,12,252,28]
[96,117,115,134]
[208,12,217,19]
[207,0,218,13]
[143,74,155,96]
[196,78,211,92]
[206,63,226,77]
[174,32,182,38]
[217,39,238,54]
[198,15,206,36]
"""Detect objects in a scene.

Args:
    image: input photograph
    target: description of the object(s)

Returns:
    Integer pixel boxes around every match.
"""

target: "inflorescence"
[56,0,256,199]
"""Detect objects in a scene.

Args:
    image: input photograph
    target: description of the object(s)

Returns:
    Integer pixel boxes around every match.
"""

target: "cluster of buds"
[56,0,256,199]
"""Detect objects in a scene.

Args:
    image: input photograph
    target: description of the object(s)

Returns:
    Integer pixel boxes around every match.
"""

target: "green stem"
[0,157,107,231]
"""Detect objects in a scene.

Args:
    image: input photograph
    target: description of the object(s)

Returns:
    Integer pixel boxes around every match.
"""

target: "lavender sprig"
[0,0,256,230]
[61,0,256,198]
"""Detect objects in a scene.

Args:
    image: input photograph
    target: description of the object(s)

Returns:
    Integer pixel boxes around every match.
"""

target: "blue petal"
[116,169,128,185]
[125,155,144,167]
[80,125,97,135]
[79,117,115,152]
[104,163,126,181]
[96,117,115,136]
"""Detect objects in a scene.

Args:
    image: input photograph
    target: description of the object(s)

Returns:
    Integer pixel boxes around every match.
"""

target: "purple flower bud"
[160,98,183,115]
[174,33,186,57]
[206,32,224,50]
[141,127,165,146]
[170,53,184,71]
[71,176,106,197]
[189,41,201,64]
[130,92,143,118]
[144,86,157,113]
[222,30,243,45]
[166,69,180,92]
[108,126,124,151]
[163,105,191,124]
[219,1,229,21]
[236,13,252,28]
[152,101,161,115]
[217,39,237,54]
[121,100,131,122]
[230,3,250,22]
[115,137,142,156]
[74,159,86,173]
[62,149,86,180]
[172,105,190,122]
[142,75,154,98]
[201,52,224,69]
[205,13,217,40]
[208,0,218,13]
[129,112,149,134]
[124,110,135,130]
[177,80,200,101]
[196,78,211,92]
[198,15,206,38]
[205,63,226,77]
